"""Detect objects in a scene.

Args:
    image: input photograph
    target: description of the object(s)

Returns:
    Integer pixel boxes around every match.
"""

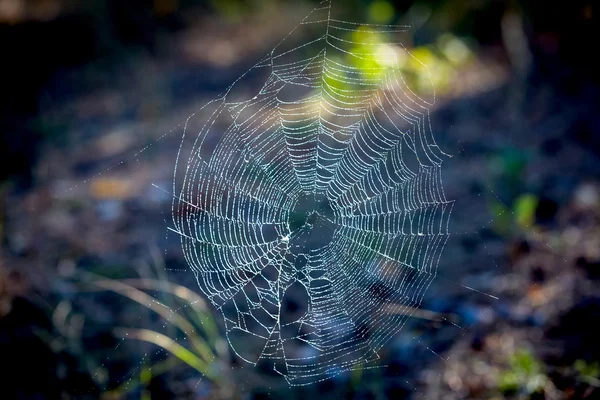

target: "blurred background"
[1,0,599,399]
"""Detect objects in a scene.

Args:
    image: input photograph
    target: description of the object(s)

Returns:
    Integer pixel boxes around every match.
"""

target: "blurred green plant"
[367,1,395,24]
[331,28,473,97]
[575,359,600,388]
[513,194,539,229]
[35,299,108,390]
[490,193,539,236]
[80,274,230,399]
[497,349,557,399]
[487,147,539,237]
[490,148,529,198]
[59,247,230,399]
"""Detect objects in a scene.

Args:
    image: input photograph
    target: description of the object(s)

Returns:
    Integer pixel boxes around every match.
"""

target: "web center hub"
[287,193,336,255]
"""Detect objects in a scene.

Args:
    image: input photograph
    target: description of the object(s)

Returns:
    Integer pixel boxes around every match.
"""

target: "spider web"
[171,0,453,386]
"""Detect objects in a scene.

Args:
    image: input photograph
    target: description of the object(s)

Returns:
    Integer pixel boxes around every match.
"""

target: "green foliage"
[36,300,107,389]
[487,146,539,237]
[511,350,542,376]
[491,148,530,198]
[489,192,539,236]
[367,1,395,24]
[40,265,228,398]
[575,360,600,379]
[59,255,228,399]
[575,359,600,387]
[330,27,472,97]
[497,349,548,396]
[93,275,225,397]
[501,148,528,180]
[514,194,539,229]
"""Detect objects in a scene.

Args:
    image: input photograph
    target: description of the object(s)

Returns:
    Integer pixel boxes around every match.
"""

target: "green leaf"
[115,328,211,375]
[514,194,538,229]
[575,360,600,379]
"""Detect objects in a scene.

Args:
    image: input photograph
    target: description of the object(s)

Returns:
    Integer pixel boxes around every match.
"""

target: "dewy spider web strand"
[172,0,453,386]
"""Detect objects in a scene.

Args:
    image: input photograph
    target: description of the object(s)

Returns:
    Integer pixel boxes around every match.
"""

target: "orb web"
[172,0,453,386]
